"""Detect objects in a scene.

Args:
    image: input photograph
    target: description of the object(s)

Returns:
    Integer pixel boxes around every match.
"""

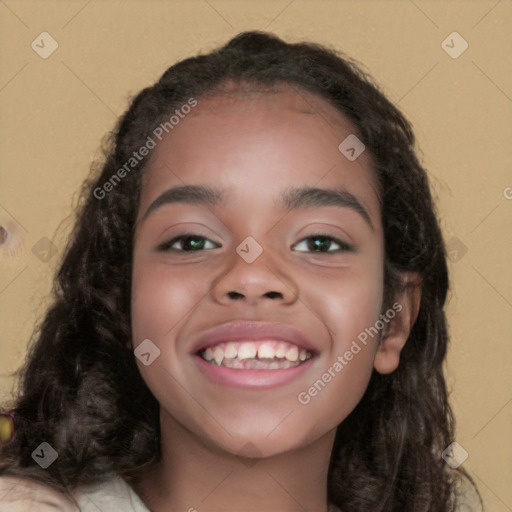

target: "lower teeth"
[205,357,300,370]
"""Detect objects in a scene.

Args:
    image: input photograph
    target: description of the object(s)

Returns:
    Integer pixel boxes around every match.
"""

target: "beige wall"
[1,0,510,508]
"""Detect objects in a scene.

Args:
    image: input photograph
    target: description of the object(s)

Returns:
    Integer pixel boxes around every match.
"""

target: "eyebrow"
[142,184,373,229]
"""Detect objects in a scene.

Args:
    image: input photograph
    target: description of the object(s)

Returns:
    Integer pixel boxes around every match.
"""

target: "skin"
[130,86,421,512]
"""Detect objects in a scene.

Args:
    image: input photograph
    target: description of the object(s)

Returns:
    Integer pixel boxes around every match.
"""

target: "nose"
[209,243,299,307]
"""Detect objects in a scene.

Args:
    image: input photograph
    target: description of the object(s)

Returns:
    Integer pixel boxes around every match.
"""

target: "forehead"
[138,85,380,227]
[179,83,362,142]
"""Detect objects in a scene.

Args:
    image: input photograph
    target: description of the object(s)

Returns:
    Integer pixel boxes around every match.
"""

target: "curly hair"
[1,31,480,511]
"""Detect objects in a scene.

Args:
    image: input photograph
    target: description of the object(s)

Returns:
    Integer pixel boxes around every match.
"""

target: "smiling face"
[131,85,387,458]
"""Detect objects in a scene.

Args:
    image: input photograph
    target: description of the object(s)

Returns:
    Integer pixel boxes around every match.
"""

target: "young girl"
[0,31,481,511]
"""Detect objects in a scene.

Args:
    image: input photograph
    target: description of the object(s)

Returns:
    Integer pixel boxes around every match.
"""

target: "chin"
[198,417,329,461]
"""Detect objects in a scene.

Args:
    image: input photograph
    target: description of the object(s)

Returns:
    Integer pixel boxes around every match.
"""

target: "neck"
[130,410,337,512]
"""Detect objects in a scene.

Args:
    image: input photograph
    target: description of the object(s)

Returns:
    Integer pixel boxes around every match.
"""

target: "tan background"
[0,0,510,509]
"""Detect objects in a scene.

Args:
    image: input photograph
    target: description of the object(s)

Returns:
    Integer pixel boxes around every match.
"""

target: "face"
[131,86,385,458]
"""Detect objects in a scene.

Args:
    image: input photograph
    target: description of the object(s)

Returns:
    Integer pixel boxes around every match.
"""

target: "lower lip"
[193,354,315,389]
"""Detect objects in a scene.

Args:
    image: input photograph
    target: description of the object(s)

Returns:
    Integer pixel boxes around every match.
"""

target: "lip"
[192,320,319,355]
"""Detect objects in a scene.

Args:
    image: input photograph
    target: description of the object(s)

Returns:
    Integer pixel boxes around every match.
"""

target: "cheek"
[306,253,384,344]
[294,257,383,425]
[130,256,211,416]
[131,256,207,343]
[296,347,375,436]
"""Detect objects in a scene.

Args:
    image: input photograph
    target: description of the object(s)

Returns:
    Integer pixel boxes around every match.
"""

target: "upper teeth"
[201,340,311,365]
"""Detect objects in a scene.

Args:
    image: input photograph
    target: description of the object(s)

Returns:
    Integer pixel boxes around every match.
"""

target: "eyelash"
[157,232,354,254]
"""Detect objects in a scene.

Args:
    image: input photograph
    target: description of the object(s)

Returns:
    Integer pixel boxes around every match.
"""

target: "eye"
[293,234,353,253]
[157,234,219,252]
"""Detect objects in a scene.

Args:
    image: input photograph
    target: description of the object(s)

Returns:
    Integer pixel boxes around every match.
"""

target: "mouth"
[192,321,318,388]
[198,340,314,370]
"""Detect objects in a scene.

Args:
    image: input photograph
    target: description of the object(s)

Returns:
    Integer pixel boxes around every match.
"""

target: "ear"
[373,272,422,374]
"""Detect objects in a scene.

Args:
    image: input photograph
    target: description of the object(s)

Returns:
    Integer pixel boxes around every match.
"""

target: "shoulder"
[0,476,77,511]
[0,474,149,512]
[71,474,150,511]
[452,472,483,512]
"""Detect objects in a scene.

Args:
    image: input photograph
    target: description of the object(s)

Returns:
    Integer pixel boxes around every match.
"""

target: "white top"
[0,472,481,511]
[0,474,150,512]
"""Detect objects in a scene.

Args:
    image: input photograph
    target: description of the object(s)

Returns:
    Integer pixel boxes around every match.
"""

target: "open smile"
[192,321,318,388]
[199,340,314,370]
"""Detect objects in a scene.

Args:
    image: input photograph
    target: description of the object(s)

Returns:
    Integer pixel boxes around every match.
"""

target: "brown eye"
[158,234,219,252]
[293,234,353,253]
